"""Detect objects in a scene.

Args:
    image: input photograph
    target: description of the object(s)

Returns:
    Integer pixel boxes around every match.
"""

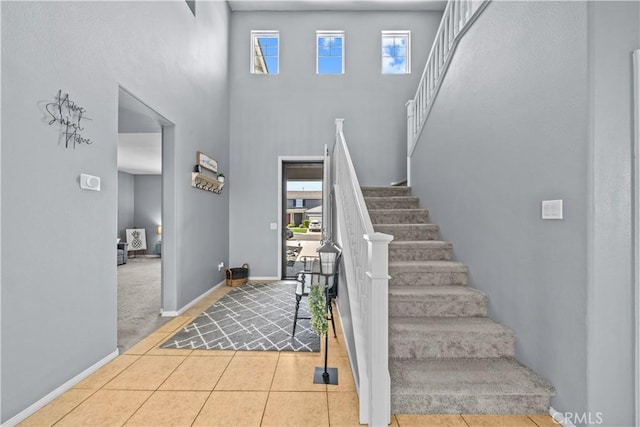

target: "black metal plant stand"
[314,285,338,385]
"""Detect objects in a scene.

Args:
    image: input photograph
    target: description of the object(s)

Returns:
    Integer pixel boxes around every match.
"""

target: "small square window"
[317,31,344,75]
[251,31,279,74]
[382,31,410,74]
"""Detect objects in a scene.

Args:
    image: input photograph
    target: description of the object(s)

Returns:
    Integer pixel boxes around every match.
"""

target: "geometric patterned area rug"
[160,282,320,352]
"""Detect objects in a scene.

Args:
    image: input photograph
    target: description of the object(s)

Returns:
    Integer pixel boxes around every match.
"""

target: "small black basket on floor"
[225,263,249,287]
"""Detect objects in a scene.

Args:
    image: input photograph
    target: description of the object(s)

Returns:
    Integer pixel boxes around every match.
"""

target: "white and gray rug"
[161,282,320,352]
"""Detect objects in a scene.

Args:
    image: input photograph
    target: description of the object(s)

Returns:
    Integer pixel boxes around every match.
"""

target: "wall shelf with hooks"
[192,172,224,194]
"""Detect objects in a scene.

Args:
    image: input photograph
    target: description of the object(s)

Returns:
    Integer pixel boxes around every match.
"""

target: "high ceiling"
[228,0,446,12]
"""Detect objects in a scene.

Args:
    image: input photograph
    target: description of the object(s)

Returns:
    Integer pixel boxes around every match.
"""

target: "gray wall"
[133,175,162,255]
[118,171,135,241]
[410,1,639,425]
[229,11,442,276]
[411,0,589,419]
[1,1,230,422]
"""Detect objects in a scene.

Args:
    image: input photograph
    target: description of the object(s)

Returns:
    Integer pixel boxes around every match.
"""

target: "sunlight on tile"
[155,316,194,334]
[192,391,268,427]
[55,390,152,427]
[19,389,95,427]
[123,390,209,426]
[261,391,329,427]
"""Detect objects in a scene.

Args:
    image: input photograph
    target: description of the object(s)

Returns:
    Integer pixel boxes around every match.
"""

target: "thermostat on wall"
[542,200,563,220]
[80,174,101,191]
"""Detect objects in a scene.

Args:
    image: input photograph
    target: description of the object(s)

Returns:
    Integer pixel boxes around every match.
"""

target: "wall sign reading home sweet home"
[45,90,93,149]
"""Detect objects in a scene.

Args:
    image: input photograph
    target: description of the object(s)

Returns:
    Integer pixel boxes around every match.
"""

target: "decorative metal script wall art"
[45,90,93,149]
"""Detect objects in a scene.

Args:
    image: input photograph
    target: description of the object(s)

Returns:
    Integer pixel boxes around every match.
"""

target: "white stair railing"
[406,0,491,185]
[331,119,393,426]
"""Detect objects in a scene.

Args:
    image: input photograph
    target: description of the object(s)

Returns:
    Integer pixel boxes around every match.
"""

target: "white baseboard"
[549,407,577,427]
[160,280,225,317]
[249,276,279,281]
[2,349,119,427]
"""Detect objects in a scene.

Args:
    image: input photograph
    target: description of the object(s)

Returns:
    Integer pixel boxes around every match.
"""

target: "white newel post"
[335,118,344,139]
[405,100,414,187]
[364,232,394,427]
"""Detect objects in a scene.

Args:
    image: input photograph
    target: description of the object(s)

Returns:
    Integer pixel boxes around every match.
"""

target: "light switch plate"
[80,174,101,191]
[542,200,563,220]
[270,223,278,230]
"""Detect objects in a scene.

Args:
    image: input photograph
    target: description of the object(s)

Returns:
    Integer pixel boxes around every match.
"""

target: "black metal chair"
[292,254,341,338]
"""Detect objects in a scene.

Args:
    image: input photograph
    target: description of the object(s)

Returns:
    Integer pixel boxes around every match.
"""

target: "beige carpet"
[117,257,170,352]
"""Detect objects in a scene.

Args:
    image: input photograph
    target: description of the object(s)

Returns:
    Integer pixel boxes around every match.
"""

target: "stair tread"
[389,260,468,270]
[389,285,485,298]
[390,317,512,334]
[375,223,438,228]
[390,240,452,247]
[369,208,427,213]
[390,358,555,396]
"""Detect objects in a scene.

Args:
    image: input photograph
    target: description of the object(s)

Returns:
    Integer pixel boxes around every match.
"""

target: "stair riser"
[389,271,469,287]
[391,394,551,415]
[362,187,411,197]
[389,297,487,318]
[374,225,439,241]
[365,197,420,210]
[370,210,429,224]
[389,333,515,359]
[389,246,452,261]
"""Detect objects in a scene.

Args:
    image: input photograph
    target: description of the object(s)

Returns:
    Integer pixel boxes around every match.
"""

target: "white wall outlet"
[542,200,563,220]
[270,222,277,230]
[218,262,224,271]
[80,174,101,191]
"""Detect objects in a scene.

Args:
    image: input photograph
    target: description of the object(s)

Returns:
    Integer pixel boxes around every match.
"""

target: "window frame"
[250,30,280,75]
[316,30,345,75]
[381,30,411,75]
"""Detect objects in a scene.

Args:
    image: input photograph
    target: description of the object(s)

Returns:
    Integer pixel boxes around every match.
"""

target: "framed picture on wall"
[126,228,147,251]
[197,151,218,173]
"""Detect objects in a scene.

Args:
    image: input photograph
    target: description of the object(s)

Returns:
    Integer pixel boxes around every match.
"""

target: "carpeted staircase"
[362,186,555,415]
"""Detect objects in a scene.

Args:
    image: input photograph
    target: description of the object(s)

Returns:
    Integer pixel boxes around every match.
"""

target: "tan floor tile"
[271,356,327,391]
[215,355,278,390]
[326,356,355,392]
[190,349,236,357]
[74,355,140,389]
[279,350,323,358]
[104,355,186,390]
[160,355,232,390]
[146,346,193,356]
[463,415,538,427]
[390,415,400,426]
[55,390,152,426]
[124,390,208,426]
[327,335,348,357]
[19,389,96,426]
[396,414,467,427]
[192,391,268,427]
[155,316,194,334]
[327,391,361,427]
[529,415,560,427]
[261,391,329,427]
[125,332,171,355]
[232,350,280,358]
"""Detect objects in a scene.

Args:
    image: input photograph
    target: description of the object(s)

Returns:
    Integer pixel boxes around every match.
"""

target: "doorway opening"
[117,87,173,352]
[281,161,324,279]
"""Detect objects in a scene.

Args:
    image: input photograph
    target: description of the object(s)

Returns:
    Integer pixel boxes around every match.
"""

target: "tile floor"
[20,285,559,427]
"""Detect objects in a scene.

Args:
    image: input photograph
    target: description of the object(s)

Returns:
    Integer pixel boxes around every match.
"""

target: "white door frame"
[277,155,325,279]
[633,49,640,427]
